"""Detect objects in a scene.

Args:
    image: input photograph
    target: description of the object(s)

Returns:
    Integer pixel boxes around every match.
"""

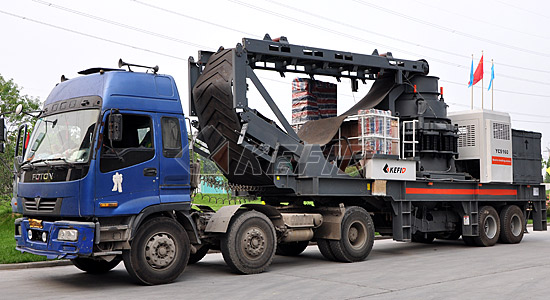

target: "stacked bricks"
[292,78,337,124]
[357,109,396,155]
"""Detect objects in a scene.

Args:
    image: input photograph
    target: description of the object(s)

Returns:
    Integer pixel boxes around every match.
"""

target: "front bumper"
[15,218,96,259]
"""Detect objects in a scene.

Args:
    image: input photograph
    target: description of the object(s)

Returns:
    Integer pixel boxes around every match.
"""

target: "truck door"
[158,116,191,203]
[94,112,160,215]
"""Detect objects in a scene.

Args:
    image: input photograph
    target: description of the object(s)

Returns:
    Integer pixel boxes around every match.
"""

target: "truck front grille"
[24,197,58,212]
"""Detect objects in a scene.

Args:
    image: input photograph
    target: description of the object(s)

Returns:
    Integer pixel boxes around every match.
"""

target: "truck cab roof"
[43,70,183,115]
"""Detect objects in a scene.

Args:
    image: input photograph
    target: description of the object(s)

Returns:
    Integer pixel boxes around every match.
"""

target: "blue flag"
[468,57,474,87]
[487,63,494,90]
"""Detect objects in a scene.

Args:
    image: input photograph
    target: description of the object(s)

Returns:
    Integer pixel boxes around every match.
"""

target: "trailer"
[10,35,546,285]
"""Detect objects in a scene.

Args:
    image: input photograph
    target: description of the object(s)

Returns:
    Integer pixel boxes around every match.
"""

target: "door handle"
[143,167,157,177]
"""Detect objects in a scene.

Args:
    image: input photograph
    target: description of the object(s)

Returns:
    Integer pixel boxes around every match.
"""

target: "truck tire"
[329,206,375,262]
[276,241,309,256]
[71,256,122,274]
[499,205,525,244]
[472,206,500,247]
[123,217,190,285]
[188,245,210,264]
[220,210,276,274]
[317,239,337,261]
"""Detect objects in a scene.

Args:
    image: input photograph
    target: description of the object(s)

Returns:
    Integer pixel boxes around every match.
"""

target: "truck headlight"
[57,229,78,241]
[41,232,48,243]
[27,230,33,240]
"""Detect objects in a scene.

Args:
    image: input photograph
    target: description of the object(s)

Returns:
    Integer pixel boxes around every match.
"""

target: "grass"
[0,202,47,264]
[191,193,262,211]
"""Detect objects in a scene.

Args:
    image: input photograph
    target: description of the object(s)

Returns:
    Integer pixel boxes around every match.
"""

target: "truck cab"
[14,68,192,262]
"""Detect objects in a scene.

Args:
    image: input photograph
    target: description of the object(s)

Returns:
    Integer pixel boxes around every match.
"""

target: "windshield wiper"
[21,157,75,169]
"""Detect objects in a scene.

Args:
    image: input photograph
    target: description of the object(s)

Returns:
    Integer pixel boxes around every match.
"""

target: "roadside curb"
[0,259,72,270]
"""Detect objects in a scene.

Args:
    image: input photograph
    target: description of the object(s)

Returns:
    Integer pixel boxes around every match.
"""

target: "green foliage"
[0,74,41,204]
[0,213,47,264]
[192,193,262,211]
[542,157,550,183]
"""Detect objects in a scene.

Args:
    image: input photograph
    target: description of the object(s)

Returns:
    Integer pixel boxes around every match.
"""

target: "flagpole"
[481,50,485,110]
[491,59,495,110]
[471,54,473,110]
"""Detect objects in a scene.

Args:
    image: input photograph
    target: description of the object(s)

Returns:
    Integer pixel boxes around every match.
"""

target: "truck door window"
[100,114,154,173]
[161,117,182,158]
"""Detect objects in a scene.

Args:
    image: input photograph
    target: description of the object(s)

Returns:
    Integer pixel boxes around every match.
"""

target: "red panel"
[406,188,517,196]
[492,156,512,166]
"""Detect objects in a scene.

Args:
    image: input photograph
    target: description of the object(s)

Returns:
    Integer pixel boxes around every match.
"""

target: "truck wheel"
[317,239,337,261]
[123,217,190,285]
[220,210,276,274]
[329,206,375,262]
[71,256,122,274]
[188,245,210,264]
[473,206,500,247]
[276,241,309,256]
[499,205,525,244]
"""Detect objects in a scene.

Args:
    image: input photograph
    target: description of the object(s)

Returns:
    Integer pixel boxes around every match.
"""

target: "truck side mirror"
[108,113,123,142]
[15,124,28,158]
[0,118,5,153]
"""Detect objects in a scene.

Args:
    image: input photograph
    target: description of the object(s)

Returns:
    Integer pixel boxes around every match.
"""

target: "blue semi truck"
[8,36,547,285]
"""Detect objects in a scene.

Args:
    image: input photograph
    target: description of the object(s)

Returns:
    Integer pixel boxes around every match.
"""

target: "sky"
[1,0,549,157]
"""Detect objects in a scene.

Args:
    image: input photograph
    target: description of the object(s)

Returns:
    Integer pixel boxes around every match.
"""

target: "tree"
[542,156,550,183]
[0,74,41,202]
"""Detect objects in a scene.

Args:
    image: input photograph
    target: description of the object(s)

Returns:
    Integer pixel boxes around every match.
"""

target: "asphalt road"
[2,229,549,300]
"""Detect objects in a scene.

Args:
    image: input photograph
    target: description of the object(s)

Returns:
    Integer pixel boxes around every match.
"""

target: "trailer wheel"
[71,256,122,274]
[473,206,500,247]
[329,206,375,262]
[220,210,276,274]
[123,217,190,285]
[188,245,210,264]
[317,239,337,261]
[276,241,309,256]
[499,205,525,244]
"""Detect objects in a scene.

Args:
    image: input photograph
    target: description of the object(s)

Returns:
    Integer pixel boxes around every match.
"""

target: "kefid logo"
[383,163,407,174]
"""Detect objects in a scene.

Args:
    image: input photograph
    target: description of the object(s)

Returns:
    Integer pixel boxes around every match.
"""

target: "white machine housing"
[448,109,512,183]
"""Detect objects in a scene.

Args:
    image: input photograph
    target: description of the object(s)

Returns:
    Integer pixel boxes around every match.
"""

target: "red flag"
[468,55,483,86]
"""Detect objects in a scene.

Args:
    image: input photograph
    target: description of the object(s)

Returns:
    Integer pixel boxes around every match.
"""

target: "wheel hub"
[349,227,358,243]
[145,233,176,269]
[243,228,265,257]
[348,221,367,249]
[484,215,497,239]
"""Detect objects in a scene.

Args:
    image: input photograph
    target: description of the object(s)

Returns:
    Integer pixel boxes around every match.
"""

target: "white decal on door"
[112,172,123,193]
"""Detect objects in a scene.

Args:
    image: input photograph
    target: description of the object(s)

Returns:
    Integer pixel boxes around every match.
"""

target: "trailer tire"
[329,206,375,262]
[188,245,210,265]
[276,241,309,256]
[317,239,337,261]
[123,217,190,285]
[71,256,122,274]
[499,205,525,244]
[220,210,276,274]
[473,206,500,247]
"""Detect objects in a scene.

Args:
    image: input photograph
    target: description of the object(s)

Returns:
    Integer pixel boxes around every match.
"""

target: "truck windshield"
[24,109,99,164]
